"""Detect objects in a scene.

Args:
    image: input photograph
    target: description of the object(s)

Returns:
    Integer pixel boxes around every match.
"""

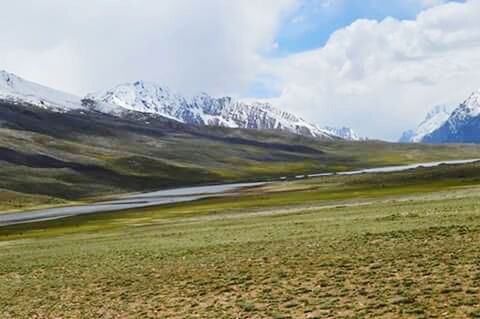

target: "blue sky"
[274,0,464,56]
[246,0,465,99]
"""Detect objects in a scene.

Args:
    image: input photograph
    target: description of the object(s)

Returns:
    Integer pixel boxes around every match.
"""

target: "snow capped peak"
[0,70,129,115]
[0,70,16,87]
[437,89,480,135]
[0,70,31,93]
[0,71,356,141]
[0,69,83,111]
[456,89,480,118]
[86,81,189,121]
[0,70,14,78]
[89,81,336,139]
[399,104,452,143]
[323,126,363,141]
[421,89,480,143]
[425,104,450,121]
[469,89,480,100]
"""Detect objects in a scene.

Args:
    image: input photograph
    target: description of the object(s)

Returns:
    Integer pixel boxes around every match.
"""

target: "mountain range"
[400,90,480,144]
[399,105,452,143]
[0,70,361,141]
[3,69,480,145]
[423,90,480,143]
[2,69,480,209]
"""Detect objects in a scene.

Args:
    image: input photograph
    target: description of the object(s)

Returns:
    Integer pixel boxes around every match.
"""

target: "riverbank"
[1,158,478,227]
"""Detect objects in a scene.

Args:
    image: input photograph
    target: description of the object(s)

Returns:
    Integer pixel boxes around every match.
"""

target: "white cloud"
[0,0,296,96]
[265,0,480,140]
[0,0,477,141]
[419,0,448,7]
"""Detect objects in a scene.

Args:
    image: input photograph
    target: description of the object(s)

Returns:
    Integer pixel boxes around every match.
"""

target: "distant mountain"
[87,81,337,139]
[324,126,363,141]
[399,105,451,143]
[0,70,82,111]
[0,70,359,140]
[0,70,119,114]
[423,90,480,143]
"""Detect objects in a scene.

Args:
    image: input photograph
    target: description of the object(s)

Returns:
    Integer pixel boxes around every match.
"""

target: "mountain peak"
[459,89,480,116]
[425,104,450,121]
[0,70,126,115]
[399,104,452,143]
[0,71,357,141]
[89,81,337,139]
[0,69,14,78]
[421,89,480,143]
[0,70,22,89]
[324,126,363,141]
[87,81,188,118]
[0,70,84,111]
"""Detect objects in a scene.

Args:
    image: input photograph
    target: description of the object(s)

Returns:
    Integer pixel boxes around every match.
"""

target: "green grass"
[2,163,480,317]
[0,189,70,214]
[3,162,480,239]
[3,121,480,212]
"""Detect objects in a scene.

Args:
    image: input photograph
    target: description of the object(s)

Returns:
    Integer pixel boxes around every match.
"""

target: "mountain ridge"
[87,80,338,139]
[399,105,451,143]
[423,90,480,143]
[324,126,363,141]
[0,70,82,111]
[0,70,361,140]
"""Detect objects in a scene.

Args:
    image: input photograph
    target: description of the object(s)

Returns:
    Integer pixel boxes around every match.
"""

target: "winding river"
[0,158,478,226]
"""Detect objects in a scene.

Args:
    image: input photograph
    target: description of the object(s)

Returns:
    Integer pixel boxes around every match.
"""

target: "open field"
[1,163,480,318]
[0,189,71,213]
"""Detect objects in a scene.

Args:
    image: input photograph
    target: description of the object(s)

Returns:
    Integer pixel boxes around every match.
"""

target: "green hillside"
[2,101,480,212]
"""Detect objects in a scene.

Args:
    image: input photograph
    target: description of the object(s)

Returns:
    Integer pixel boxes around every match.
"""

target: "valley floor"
[1,163,480,318]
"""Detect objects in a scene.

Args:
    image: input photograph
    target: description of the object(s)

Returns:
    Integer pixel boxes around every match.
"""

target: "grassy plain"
[1,163,480,318]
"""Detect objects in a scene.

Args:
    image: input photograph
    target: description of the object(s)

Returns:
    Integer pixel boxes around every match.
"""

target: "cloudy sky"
[1,0,479,140]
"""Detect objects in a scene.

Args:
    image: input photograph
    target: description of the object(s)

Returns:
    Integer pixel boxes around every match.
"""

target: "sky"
[0,0,479,140]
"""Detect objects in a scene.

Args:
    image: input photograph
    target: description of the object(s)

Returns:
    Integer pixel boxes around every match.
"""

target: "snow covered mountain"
[399,105,451,143]
[324,126,363,141]
[0,70,121,115]
[423,90,480,143]
[87,81,336,139]
[0,70,84,111]
[0,70,359,140]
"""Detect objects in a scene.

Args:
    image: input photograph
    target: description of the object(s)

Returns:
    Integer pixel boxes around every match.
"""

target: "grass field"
[0,189,71,213]
[2,163,480,318]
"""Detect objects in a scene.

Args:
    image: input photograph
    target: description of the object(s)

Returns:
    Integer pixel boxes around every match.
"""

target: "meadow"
[1,163,480,318]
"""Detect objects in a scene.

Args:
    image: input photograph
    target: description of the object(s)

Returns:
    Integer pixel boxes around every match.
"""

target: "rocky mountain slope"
[400,105,451,143]
[0,70,82,111]
[0,70,119,114]
[423,90,480,143]
[87,81,338,139]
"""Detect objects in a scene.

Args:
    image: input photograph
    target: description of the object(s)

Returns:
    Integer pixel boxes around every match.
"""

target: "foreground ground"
[1,163,480,318]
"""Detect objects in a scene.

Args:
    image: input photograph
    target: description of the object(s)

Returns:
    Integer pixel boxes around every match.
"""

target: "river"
[0,159,478,226]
